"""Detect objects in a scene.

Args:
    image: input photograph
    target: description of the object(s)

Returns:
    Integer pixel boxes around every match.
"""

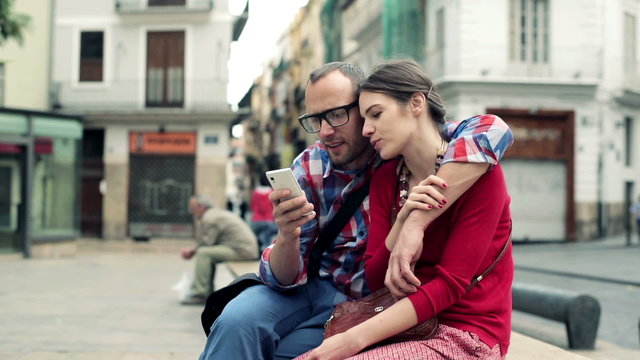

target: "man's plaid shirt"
[259,114,514,299]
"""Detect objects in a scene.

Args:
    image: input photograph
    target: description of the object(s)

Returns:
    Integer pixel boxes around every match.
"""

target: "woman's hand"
[395,175,448,223]
[386,175,448,298]
[304,332,365,360]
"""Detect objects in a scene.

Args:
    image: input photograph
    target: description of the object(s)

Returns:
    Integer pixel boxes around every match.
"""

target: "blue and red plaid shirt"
[259,114,514,299]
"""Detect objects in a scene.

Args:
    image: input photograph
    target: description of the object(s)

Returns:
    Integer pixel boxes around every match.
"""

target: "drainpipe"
[596,0,606,239]
[22,115,34,258]
[47,0,56,110]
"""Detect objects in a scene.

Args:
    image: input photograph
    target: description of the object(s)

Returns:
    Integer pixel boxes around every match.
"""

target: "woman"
[300,59,513,359]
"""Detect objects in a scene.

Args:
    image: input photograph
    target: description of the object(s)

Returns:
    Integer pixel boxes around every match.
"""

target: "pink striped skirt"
[295,324,503,360]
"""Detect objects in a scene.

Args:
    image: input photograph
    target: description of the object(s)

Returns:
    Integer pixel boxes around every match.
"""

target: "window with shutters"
[79,31,104,82]
[146,31,185,108]
[510,0,549,63]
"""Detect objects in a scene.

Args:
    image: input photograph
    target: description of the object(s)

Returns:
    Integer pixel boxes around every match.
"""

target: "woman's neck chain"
[398,140,446,207]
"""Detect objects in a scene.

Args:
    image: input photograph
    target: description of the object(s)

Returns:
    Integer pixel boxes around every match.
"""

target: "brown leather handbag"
[324,287,438,344]
[324,228,512,344]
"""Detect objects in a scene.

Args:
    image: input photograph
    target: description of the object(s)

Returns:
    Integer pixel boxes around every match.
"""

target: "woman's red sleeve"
[364,160,397,291]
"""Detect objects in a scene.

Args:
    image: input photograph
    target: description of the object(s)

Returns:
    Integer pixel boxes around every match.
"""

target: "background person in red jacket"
[250,174,279,252]
[302,59,513,360]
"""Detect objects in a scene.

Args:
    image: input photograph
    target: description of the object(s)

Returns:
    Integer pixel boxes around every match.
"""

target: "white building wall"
[53,0,233,112]
[429,0,640,240]
[52,0,236,239]
[573,106,602,203]
[450,0,602,81]
[550,0,602,80]
[599,0,640,218]
[2,0,52,110]
[457,0,509,78]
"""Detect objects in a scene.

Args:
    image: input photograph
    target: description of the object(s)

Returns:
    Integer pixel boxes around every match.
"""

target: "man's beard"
[329,140,373,170]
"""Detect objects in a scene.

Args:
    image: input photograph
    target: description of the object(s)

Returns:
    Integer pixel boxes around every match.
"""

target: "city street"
[512,235,640,359]
[0,237,639,359]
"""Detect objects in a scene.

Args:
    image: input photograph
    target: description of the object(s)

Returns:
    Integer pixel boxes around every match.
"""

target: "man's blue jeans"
[199,277,347,360]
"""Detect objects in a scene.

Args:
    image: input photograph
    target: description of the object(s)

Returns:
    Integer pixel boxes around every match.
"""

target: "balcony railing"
[115,0,213,14]
[53,78,230,113]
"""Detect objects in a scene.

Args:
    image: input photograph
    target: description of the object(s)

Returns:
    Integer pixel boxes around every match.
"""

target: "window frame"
[509,0,550,75]
[624,13,637,76]
[624,116,634,167]
[79,31,105,83]
[73,27,109,88]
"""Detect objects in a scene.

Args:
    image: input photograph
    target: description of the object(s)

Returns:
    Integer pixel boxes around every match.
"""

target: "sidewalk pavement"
[0,238,232,360]
[0,236,638,359]
[513,234,640,286]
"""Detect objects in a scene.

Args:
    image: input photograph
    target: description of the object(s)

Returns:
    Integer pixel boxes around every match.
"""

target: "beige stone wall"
[605,203,627,235]
[31,241,77,258]
[575,202,630,241]
[195,160,227,209]
[102,162,129,239]
[576,202,598,241]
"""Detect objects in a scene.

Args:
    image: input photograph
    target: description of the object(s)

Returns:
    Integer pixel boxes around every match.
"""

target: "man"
[181,195,258,305]
[199,62,513,359]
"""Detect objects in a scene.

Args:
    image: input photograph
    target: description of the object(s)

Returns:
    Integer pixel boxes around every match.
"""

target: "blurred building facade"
[0,0,83,257]
[242,0,640,242]
[51,0,238,240]
[240,0,325,196]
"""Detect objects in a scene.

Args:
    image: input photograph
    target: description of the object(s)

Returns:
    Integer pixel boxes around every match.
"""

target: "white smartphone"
[265,168,305,200]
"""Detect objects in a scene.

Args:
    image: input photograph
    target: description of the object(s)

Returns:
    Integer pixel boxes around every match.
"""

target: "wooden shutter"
[146,31,184,107]
[79,31,104,82]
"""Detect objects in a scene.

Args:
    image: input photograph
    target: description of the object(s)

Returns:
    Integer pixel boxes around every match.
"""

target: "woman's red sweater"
[365,160,513,355]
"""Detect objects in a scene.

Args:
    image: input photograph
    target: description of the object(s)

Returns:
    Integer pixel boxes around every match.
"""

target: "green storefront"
[0,108,82,257]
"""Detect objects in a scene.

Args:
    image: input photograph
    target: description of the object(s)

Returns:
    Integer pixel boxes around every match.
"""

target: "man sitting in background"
[180,195,258,305]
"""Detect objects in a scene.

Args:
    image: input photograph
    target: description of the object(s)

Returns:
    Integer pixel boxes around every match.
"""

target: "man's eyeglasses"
[298,101,359,134]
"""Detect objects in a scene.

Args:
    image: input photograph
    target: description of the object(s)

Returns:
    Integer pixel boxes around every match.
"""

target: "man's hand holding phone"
[265,168,315,284]
[266,169,316,244]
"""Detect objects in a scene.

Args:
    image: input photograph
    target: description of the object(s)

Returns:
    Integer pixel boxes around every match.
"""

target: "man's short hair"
[307,62,366,91]
[192,194,214,208]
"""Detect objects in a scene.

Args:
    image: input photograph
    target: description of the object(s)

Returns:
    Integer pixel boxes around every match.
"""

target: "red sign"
[0,138,53,154]
[129,132,196,154]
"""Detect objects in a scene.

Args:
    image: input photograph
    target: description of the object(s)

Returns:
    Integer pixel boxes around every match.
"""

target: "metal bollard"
[512,282,601,349]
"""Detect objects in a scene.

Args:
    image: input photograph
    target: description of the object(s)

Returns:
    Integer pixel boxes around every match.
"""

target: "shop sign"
[506,120,567,160]
[129,132,196,154]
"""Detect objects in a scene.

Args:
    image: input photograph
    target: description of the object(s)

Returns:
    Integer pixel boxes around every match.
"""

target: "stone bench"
[222,261,593,359]
[507,332,592,359]
[512,282,600,349]
[225,260,260,277]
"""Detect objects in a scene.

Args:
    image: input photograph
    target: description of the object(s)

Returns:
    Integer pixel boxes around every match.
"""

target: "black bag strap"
[308,180,370,278]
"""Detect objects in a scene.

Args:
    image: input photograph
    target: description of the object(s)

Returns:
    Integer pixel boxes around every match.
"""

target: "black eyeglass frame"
[297,101,359,134]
